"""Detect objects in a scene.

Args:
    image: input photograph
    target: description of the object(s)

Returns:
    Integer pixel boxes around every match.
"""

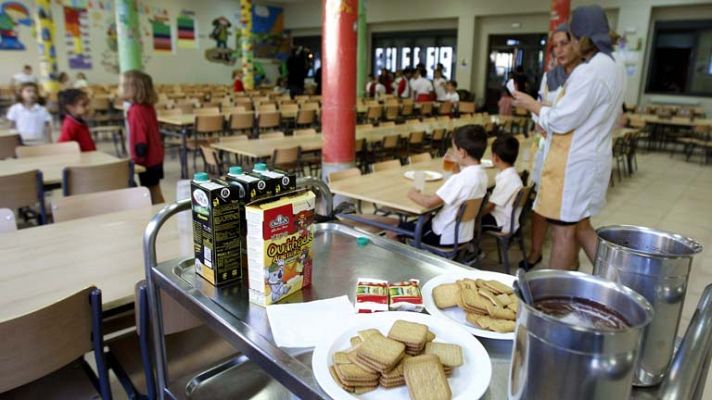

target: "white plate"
[312,311,492,400]
[403,170,444,181]
[422,271,517,340]
[481,159,494,168]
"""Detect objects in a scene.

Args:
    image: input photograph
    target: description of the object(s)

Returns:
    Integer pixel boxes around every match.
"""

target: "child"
[443,80,460,106]
[272,77,288,95]
[233,70,245,93]
[6,82,52,145]
[57,89,96,152]
[74,72,88,89]
[122,70,165,204]
[392,125,488,246]
[410,68,434,102]
[481,135,523,233]
[433,69,447,101]
[394,70,410,99]
[365,74,377,98]
[498,88,513,116]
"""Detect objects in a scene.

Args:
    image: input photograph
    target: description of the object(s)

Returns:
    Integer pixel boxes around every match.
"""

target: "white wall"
[283,0,712,113]
[1,0,282,86]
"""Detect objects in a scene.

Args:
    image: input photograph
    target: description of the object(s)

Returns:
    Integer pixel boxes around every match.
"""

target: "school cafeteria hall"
[1,0,712,399]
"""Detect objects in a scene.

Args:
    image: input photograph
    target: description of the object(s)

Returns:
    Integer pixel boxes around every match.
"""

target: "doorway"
[484,33,547,113]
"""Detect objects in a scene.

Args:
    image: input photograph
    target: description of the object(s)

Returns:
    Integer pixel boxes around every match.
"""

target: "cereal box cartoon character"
[266,258,290,302]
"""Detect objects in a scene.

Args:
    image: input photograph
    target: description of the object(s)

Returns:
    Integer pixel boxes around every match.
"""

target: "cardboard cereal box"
[245,191,315,305]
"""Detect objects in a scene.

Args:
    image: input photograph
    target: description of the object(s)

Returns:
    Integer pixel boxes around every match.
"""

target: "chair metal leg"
[90,289,112,400]
[500,237,511,275]
[517,234,528,271]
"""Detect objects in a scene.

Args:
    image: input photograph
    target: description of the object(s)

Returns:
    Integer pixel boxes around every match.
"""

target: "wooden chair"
[228,112,255,136]
[191,115,225,170]
[0,170,46,224]
[0,287,110,399]
[429,128,447,156]
[107,282,241,399]
[375,134,401,161]
[366,105,383,124]
[484,186,533,274]
[401,101,415,119]
[258,111,281,131]
[408,152,432,164]
[459,102,476,115]
[294,128,318,137]
[62,159,134,196]
[418,196,487,262]
[406,130,426,155]
[439,101,454,115]
[0,208,17,233]
[296,109,316,128]
[16,142,80,158]
[419,102,433,116]
[52,187,151,223]
[260,131,285,139]
[258,103,277,113]
[385,105,399,121]
[271,146,302,175]
[371,159,401,173]
[222,106,246,115]
[200,145,225,176]
[194,107,221,116]
[0,133,21,159]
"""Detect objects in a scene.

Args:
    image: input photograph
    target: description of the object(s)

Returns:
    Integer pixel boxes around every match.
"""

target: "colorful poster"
[63,6,92,69]
[35,0,60,93]
[0,1,33,50]
[251,5,289,61]
[151,14,171,53]
[240,0,253,89]
[177,10,196,49]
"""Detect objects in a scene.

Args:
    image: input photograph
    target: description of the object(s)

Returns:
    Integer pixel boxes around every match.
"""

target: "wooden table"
[0,205,191,322]
[0,151,144,185]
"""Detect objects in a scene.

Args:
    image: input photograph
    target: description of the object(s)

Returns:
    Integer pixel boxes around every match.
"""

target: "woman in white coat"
[521,23,580,269]
[513,5,625,269]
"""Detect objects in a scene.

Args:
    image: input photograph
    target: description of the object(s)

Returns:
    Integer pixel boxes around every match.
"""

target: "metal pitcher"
[594,225,703,386]
[508,270,654,400]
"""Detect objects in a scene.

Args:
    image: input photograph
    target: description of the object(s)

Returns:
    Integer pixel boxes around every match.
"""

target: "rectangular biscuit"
[404,355,452,400]
[483,279,513,295]
[357,334,405,369]
[433,283,461,309]
[334,363,379,382]
[358,328,383,340]
[426,330,436,342]
[333,351,351,365]
[485,303,516,320]
[424,342,463,367]
[388,320,428,347]
[346,349,379,373]
[478,287,504,308]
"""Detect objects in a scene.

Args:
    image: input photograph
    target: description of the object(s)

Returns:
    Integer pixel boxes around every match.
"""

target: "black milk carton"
[251,163,297,196]
[191,172,242,286]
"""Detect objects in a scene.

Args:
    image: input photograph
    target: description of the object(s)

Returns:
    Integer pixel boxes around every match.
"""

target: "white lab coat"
[531,74,565,186]
[534,52,625,222]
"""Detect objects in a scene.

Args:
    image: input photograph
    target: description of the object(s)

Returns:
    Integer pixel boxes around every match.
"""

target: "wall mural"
[205,16,236,65]
[0,1,33,50]
[251,5,289,61]
[150,8,171,53]
[63,4,92,69]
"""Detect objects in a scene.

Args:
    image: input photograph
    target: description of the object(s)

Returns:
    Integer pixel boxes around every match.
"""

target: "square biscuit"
[433,283,461,309]
[333,351,351,365]
[388,320,428,346]
[334,363,379,383]
[461,288,489,312]
[424,342,463,367]
[426,330,436,342]
[404,355,452,400]
[358,328,383,340]
[482,279,513,295]
[357,334,405,369]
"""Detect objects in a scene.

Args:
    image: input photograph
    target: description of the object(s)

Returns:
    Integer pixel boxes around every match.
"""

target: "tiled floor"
[94,139,712,398]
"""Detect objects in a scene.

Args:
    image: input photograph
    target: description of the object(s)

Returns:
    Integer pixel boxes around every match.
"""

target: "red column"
[321,0,357,179]
[544,0,571,71]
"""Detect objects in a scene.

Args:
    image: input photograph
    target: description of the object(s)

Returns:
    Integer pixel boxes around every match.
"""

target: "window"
[646,20,712,97]
[371,30,457,79]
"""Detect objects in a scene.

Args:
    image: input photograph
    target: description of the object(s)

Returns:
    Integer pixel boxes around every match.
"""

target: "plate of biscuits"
[312,311,492,400]
[422,271,518,340]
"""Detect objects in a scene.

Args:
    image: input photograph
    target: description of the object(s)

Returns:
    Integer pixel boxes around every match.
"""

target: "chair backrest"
[194,114,225,133]
[294,128,318,137]
[200,145,221,169]
[258,111,281,128]
[0,208,17,233]
[420,102,433,115]
[327,167,362,183]
[296,109,316,125]
[0,133,21,159]
[90,97,111,112]
[439,101,453,115]
[385,105,399,120]
[431,128,445,141]
[402,103,414,115]
[382,134,400,150]
[302,102,320,111]
[508,185,533,234]
[272,146,300,166]
[229,112,255,130]
[0,170,45,223]
[222,106,246,115]
[258,103,277,112]
[280,104,299,113]
[194,107,220,116]
[409,131,425,144]
[372,159,401,172]
[461,197,485,223]
[16,142,80,158]
[260,131,285,139]
[62,159,133,196]
[367,105,383,119]
[459,102,476,114]
[0,287,97,392]
[408,152,432,164]
[52,187,151,222]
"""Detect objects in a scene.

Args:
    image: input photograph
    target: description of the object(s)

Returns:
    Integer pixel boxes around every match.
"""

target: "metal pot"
[594,225,703,386]
[508,270,654,400]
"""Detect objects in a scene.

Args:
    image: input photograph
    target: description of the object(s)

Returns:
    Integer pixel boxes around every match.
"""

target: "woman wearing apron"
[520,23,580,269]
[513,5,625,269]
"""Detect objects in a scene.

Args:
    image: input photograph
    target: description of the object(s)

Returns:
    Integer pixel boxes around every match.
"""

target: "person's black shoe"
[518,255,542,271]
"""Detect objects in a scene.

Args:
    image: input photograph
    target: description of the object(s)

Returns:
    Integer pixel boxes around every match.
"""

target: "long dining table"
[0,204,190,323]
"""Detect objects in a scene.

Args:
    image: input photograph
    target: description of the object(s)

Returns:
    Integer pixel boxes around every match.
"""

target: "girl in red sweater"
[121,70,165,204]
[57,89,96,152]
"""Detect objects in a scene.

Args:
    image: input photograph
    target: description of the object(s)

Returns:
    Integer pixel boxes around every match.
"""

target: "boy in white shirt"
[442,80,460,106]
[390,125,489,246]
[6,82,52,145]
[12,65,37,88]
[410,69,434,102]
[481,135,524,234]
[433,69,447,101]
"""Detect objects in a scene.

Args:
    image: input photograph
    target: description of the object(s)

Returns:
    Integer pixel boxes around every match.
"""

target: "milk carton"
[191,172,242,285]
[251,163,297,196]
[245,191,315,305]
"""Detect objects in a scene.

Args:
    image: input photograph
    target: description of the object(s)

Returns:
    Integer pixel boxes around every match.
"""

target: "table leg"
[180,128,189,179]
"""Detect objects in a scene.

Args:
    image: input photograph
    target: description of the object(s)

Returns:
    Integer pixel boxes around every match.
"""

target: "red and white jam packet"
[354,278,389,313]
[388,279,424,312]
